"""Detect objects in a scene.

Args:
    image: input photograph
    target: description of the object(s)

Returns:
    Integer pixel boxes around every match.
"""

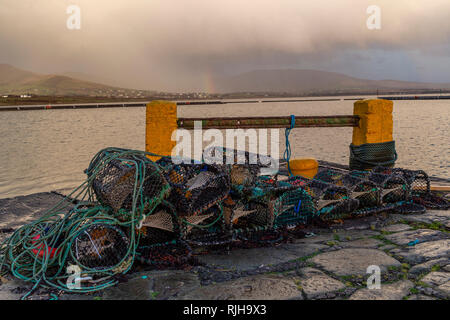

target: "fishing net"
[349,141,397,171]
[233,228,285,248]
[412,193,450,210]
[390,202,427,215]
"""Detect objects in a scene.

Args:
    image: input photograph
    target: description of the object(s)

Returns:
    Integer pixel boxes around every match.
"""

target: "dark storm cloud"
[1,0,449,91]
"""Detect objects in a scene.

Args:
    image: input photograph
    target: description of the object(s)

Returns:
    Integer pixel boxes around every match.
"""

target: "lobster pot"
[312,182,358,221]
[373,166,430,196]
[180,205,228,245]
[366,172,409,204]
[70,224,131,272]
[88,151,170,216]
[343,176,379,209]
[228,176,295,234]
[230,201,282,246]
[203,147,277,177]
[273,188,317,227]
[315,168,380,211]
[229,176,300,235]
[288,176,359,221]
[371,167,448,210]
[231,201,275,232]
[163,163,231,216]
[137,204,180,247]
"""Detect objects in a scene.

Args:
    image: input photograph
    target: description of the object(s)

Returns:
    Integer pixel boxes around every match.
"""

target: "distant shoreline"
[2,89,450,106]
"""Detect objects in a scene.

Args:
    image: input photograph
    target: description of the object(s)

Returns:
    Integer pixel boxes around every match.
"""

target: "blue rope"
[283,115,295,176]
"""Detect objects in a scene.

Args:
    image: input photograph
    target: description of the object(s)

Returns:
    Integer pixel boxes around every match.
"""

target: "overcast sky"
[1,0,449,91]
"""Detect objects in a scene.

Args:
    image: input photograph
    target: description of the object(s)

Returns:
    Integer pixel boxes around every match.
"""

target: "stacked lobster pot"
[314,169,380,213]
[84,149,175,270]
[229,175,314,241]
[87,148,434,252]
[371,167,448,210]
[2,146,449,297]
[156,157,231,246]
[312,166,429,216]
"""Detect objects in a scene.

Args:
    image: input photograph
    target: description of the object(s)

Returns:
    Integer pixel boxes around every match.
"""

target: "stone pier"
[0,192,448,300]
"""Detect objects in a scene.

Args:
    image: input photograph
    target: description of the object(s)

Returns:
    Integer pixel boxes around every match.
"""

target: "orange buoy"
[289,159,319,179]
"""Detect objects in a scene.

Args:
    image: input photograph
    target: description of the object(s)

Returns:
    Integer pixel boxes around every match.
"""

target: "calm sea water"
[0,98,448,198]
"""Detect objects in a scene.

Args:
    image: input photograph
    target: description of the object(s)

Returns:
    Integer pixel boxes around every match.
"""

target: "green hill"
[0,64,150,96]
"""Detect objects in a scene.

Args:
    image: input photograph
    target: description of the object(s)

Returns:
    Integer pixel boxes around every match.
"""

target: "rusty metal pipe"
[177,115,359,129]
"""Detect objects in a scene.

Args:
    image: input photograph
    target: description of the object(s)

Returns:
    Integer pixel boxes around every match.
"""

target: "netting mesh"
[273,187,317,226]
[180,204,229,246]
[159,160,231,217]
[372,166,449,210]
[372,166,430,196]
[137,203,179,247]
[288,175,359,221]
[231,201,274,232]
[315,168,381,216]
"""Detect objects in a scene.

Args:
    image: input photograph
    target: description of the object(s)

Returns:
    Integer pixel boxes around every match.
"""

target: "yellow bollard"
[352,99,393,146]
[350,99,396,170]
[289,159,319,178]
[145,100,178,161]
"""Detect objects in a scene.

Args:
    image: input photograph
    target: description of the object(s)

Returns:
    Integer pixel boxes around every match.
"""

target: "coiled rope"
[0,148,167,298]
[349,141,398,171]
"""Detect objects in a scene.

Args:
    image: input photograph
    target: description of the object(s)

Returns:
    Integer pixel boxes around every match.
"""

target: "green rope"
[283,115,296,175]
[0,148,168,298]
[349,141,397,170]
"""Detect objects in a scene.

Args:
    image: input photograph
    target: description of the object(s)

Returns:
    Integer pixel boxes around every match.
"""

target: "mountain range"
[1,64,450,96]
[212,69,450,94]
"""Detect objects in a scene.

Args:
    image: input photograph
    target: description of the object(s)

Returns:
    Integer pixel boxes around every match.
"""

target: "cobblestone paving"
[0,192,448,300]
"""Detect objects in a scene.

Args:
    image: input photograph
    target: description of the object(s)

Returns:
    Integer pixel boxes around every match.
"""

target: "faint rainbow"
[202,69,216,93]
